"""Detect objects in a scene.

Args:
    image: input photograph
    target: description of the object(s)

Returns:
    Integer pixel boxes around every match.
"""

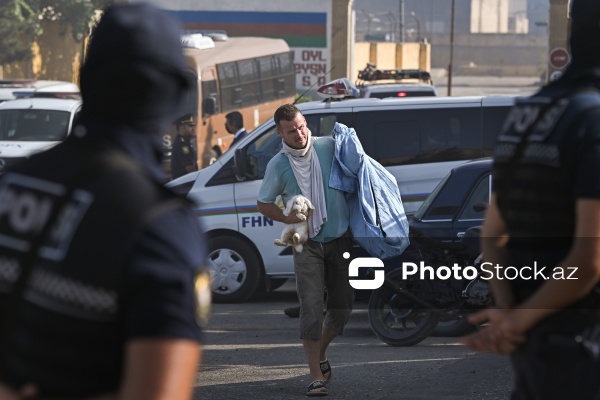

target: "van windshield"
[0,109,70,141]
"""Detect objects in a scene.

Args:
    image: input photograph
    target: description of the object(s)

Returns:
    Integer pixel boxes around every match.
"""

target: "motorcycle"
[367,226,493,346]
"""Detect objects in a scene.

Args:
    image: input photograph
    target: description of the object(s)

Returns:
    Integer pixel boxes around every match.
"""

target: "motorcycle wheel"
[368,270,440,347]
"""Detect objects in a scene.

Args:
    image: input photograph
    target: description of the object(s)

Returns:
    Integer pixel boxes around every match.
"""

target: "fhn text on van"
[348,257,579,290]
[241,216,273,228]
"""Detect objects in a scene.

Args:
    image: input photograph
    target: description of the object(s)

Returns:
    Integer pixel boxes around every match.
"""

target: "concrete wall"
[353,41,431,81]
[430,32,547,76]
[471,0,509,33]
[370,42,396,69]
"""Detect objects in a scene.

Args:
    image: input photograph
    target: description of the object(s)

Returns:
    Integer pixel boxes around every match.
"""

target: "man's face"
[179,123,195,138]
[276,112,308,150]
[225,119,234,134]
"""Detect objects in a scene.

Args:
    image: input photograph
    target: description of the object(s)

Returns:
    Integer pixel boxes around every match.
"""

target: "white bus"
[164,33,296,177]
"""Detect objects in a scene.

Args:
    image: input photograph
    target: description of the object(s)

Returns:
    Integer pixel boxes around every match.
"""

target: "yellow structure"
[1,19,82,82]
[353,41,431,81]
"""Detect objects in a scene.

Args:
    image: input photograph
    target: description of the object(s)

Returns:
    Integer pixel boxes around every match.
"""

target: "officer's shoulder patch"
[194,269,211,328]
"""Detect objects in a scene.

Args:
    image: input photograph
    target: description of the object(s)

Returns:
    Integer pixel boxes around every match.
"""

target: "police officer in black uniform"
[462,1,600,398]
[0,4,209,400]
[171,114,198,179]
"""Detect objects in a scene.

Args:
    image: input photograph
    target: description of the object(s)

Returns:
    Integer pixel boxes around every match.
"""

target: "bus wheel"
[207,236,263,302]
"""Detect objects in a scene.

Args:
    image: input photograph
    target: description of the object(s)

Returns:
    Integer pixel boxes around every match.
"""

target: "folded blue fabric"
[330,122,409,260]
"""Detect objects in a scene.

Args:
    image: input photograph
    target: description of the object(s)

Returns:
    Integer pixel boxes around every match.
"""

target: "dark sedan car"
[396,158,492,335]
[409,157,492,244]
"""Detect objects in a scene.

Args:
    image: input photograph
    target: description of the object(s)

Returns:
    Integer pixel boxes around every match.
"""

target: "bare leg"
[303,324,338,383]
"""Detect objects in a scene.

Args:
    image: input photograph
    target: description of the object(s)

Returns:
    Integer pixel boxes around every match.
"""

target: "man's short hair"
[225,111,243,129]
[274,104,301,127]
[569,0,600,65]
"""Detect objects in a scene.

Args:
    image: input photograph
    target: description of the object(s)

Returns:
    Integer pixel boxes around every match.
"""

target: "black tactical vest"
[494,89,600,249]
[0,135,188,397]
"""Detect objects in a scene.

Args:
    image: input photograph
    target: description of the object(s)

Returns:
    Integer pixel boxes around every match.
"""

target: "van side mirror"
[202,97,217,117]
[234,147,247,181]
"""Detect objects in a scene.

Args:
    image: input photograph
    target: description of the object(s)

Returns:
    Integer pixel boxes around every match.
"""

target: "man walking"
[257,104,353,397]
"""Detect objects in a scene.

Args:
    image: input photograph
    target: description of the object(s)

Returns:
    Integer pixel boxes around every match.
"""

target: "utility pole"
[547,0,570,82]
[447,0,455,96]
[399,0,405,42]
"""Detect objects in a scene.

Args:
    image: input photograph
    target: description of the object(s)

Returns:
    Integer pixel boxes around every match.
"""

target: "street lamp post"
[399,0,405,42]
[410,12,422,42]
[361,9,372,36]
[387,11,397,42]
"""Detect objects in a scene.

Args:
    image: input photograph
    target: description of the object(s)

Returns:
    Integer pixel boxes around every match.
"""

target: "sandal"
[306,380,328,397]
[320,359,332,383]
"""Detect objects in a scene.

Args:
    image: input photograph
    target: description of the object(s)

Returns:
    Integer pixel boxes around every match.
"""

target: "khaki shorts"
[293,232,354,339]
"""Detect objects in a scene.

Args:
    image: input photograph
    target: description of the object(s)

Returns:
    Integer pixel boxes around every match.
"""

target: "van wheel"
[207,236,263,303]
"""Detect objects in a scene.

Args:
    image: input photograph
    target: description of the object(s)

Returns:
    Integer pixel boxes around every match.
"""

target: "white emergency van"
[0,80,79,103]
[168,89,517,302]
[0,85,81,173]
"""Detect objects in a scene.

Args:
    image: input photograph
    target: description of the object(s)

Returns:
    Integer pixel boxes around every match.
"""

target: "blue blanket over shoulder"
[330,123,409,260]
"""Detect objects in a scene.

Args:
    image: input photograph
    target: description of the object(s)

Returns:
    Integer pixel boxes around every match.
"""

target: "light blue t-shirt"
[258,137,349,243]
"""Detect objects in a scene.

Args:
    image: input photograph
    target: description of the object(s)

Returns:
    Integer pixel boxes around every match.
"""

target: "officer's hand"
[0,382,39,400]
[460,308,526,355]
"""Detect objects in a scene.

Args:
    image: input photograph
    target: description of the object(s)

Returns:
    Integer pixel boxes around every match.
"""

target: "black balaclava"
[567,0,600,71]
[78,3,191,140]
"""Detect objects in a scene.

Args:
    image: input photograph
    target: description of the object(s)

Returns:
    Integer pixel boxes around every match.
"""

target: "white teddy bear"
[274,195,314,253]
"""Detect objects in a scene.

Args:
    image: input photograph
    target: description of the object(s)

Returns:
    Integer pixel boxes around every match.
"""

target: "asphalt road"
[192,279,514,400]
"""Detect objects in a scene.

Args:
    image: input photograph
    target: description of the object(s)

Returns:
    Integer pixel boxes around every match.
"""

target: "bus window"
[182,70,199,116]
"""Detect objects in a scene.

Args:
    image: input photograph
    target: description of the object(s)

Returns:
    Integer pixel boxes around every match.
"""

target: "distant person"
[225,111,248,148]
[0,3,209,400]
[462,1,600,399]
[171,114,198,179]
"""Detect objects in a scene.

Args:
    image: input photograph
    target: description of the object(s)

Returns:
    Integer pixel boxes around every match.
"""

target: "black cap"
[79,3,192,130]
[177,114,196,126]
[569,0,600,67]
